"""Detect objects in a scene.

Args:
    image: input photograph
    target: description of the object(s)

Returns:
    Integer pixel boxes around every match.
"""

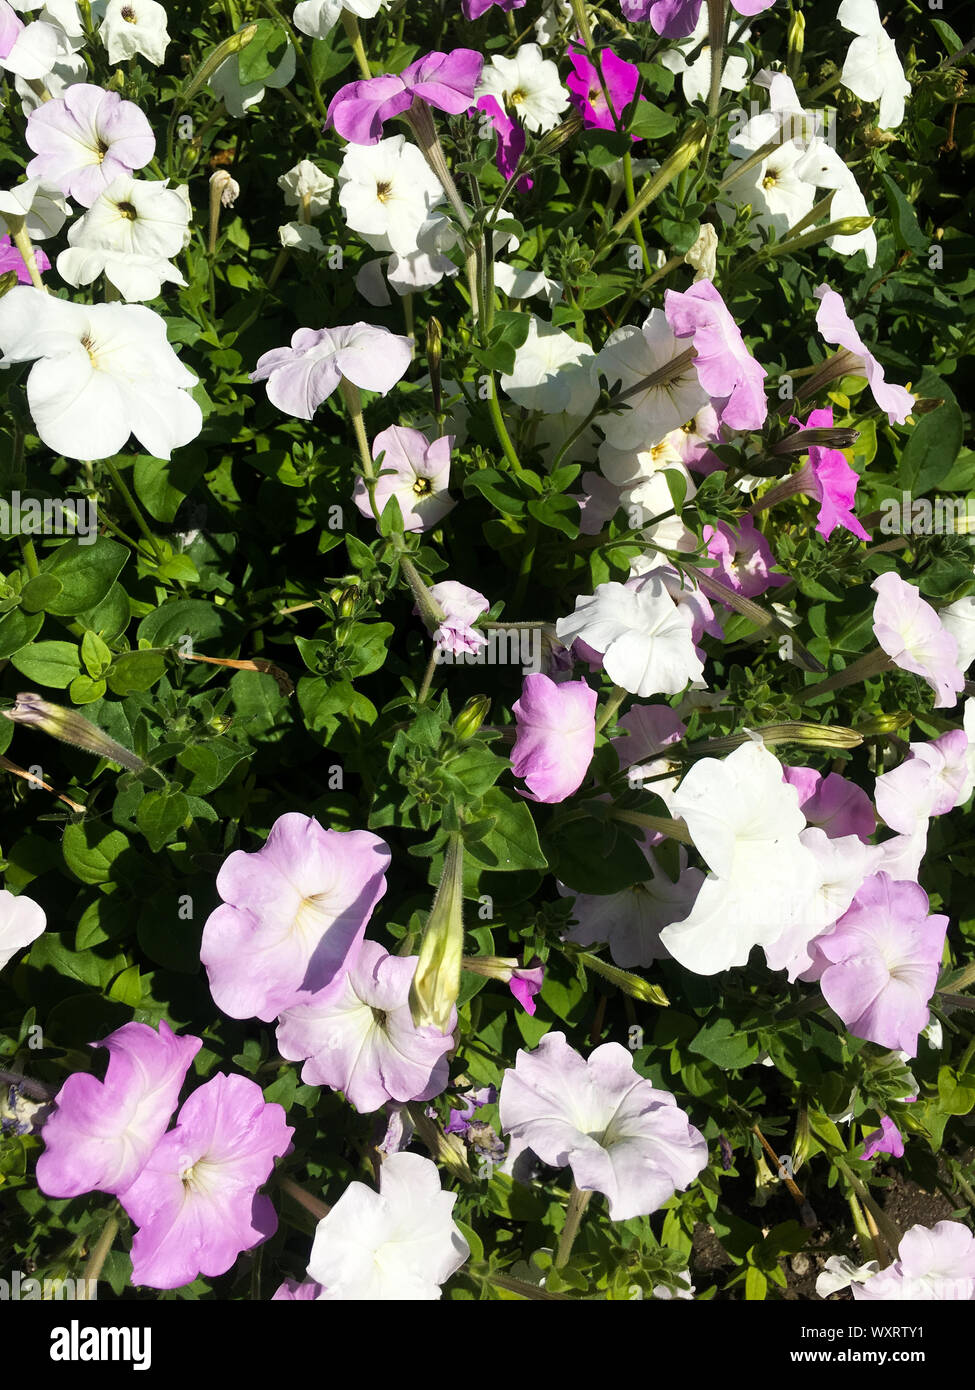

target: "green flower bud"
[4,692,146,771]
[409,833,465,1033]
[453,696,490,741]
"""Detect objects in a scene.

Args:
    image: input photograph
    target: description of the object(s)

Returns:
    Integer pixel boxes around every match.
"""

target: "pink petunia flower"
[354,424,455,532]
[200,813,391,1022]
[779,407,870,541]
[874,731,972,835]
[509,960,545,1014]
[327,49,483,145]
[623,0,776,36]
[476,94,530,188]
[814,284,915,425]
[26,84,155,208]
[119,1073,293,1290]
[35,1021,201,1199]
[511,672,597,803]
[815,872,948,1055]
[871,572,964,709]
[664,279,768,430]
[782,765,876,841]
[427,580,490,657]
[250,322,413,420]
[704,516,788,599]
[463,0,526,18]
[851,1221,975,1300]
[275,939,456,1113]
[860,1105,915,1162]
[566,45,640,133]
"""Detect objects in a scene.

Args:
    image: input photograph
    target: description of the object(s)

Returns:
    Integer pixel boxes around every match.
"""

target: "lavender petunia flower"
[327,49,483,144]
[871,572,964,709]
[428,580,490,657]
[201,813,391,1022]
[464,0,526,18]
[851,1221,975,1300]
[664,279,767,431]
[560,848,705,968]
[814,284,915,425]
[272,1277,325,1299]
[875,732,972,836]
[704,517,788,599]
[624,0,775,36]
[26,83,155,208]
[782,765,876,841]
[511,673,597,803]
[36,1020,201,1199]
[817,873,948,1055]
[120,1073,293,1290]
[500,1031,708,1219]
[276,939,456,1112]
[250,322,413,420]
[860,1109,913,1161]
[786,407,870,542]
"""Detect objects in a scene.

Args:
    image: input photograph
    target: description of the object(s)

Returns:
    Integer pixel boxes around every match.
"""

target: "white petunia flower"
[278,158,334,216]
[0,178,70,239]
[0,285,202,460]
[0,888,46,973]
[292,0,388,40]
[556,574,705,698]
[99,0,170,66]
[0,10,60,79]
[838,0,911,130]
[476,42,569,133]
[307,1152,469,1300]
[338,134,444,256]
[56,174,189,301]
[595,308,709,451]
[500,315,598,415]
[660,12,750,106]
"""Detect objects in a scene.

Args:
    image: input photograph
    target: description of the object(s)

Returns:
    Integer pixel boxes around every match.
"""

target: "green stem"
[81,1211,119,1297]
[612,807,695,845]
[20,538,40,578]
[622,152,653,276]
[341,9,372,80]
[594,684,627,734]
[554,1185,593,1269]
[102,458,164,564]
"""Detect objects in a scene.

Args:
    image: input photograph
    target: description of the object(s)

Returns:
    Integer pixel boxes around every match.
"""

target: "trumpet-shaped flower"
[275,939,456,1113]
[120,1073,293,1290]
[782,765,876,841]
[874,732,972,836]
[0,888,46,973]
[851,1221,975,1301]
[556,575,705,698]
[0,286,202,460]
[250,321,413,419]
[815,873,948,1055]
[99,0,170,66]
[0,178,70,241]
[501,315,598,415]
[871,572,964,709]
[307,1151,470,1299]
[665,279,767,430]
[0,3,59,79]
[595,308,709,450]
[200,813,391,1022]
[476,42,569,134]
[327,49,483,144]
[36,1020,201,1199]
[561,849,705,967]
[26,83,155,207]
[499,1031,707,1219]
[566,45,639,132]
[293,0,388,40]
[814,285,914,425]
[511,672,597,803]
[838,0,911,131]
[338,135,444,254]
[354,424,454,532]
[704,516,788,599]
[278,158,334,216]
[209,41,296,117]
[625,0,775,40]
[56,173,190,301]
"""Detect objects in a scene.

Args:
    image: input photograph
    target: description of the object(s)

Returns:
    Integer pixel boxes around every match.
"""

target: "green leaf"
[880,173,929,254]
[19,574,63,613]
[137,599,236,649]
[0,608,43,659]
[106,650,167,696]
[899,400,964,494]
[546,818,649,894]
[236,18,290,85]
[689,1016,759,1070]
[39,537,127,617]
[62,823,131,885]
[628,101,677,140]
[10,640,81,688]
[136,789,190,852]
[81,630,112,678]
[464,788,546,872]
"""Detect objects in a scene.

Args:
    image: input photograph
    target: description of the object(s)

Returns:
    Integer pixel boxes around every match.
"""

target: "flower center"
[370,1007,388,1028]
[762,171,778,189]
[375,180,393,203]
[509,88,526,105]
[412,477,433,497]
[121,4,137,19]
[116,201,138,220]
[80,333,98,366]
[94,138,110,164]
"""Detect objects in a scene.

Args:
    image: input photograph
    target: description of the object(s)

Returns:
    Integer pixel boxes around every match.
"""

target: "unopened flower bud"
[338,586,359,618]
[4,693,146,771]
[453,695,490,741]
[409,833,465,1033]
[426,316,443,416]
[853,711,913,736]
[535,112,583,158]
[787,9,805,77]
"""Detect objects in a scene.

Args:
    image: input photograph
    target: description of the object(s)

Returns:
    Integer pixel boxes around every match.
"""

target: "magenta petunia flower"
[623,0,776,36]
[119,1073,293,1290]
[200,813,392,1022]
[814,284,915,425]
[782,765,876,841]
[35,1021,201,1199]
[250,322,413,420]
[275,939,456,1113]
[0,233,50,283]
[476,95,530,187]
[664,279,768,430]
[786,407,870,541]
[704,516,788,599]
[566,45,640,133]
[511,672,597,803]
[817,873,948,1055]
[509,960,545,1014]
[500,1031,708,1219]
[25,84,155,208]
[871,572,964,709]
[463,0,525,18]
[354,424,455,532]
[327,49,483,145]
